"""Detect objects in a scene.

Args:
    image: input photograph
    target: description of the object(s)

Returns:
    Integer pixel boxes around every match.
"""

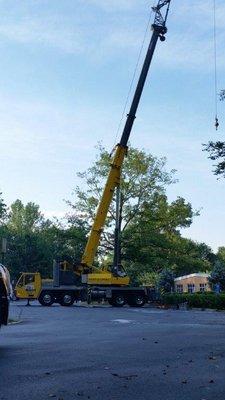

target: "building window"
[200,283,207,293]
[176,284,183,293]
[188,284,195,293]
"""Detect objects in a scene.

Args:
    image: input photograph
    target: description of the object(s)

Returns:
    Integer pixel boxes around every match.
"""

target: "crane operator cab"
[110,264,127,278]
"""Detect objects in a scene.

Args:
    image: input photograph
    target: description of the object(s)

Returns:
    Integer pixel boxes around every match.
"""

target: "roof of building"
[174,273,210,282]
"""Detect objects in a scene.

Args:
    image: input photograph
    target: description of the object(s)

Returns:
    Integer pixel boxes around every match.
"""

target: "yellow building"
[174,273,211,293]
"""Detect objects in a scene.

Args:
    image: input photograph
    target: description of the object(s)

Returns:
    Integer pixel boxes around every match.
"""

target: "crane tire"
[59,293,75,307]
[128,294,145,308]
[38,291,54,306]
[112,294,126,307]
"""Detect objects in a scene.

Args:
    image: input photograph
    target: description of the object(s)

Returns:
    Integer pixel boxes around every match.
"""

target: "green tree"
[8,200,43,234]
[217,246,225,263]
[0,192,7,222]
[203,89,225,176]
[4,200,88,279]
[68,145,209,279]
[39,217,88,272]
[220,90,225,101]
[122,193,213,282]
[69,145,176,255]
[209,260,225,291]
[158,269,175,293]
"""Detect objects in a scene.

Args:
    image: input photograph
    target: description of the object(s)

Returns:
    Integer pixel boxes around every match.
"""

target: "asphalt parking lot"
[1,302,225,400]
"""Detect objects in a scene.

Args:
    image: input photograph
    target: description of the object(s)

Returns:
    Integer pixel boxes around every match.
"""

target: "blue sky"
[0,0,225,251]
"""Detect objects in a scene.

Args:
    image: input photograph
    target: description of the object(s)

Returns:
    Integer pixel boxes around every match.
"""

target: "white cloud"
[0,93,120,167]
[0,18,84,54]
[84,0,141,12]
[43,210,66,219]
[0,0,223,71]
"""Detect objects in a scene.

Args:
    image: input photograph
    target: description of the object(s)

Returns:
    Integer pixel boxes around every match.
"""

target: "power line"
[213,0,219,130]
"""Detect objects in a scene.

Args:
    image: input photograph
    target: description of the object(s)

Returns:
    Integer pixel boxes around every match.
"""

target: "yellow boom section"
[81,144,127,268]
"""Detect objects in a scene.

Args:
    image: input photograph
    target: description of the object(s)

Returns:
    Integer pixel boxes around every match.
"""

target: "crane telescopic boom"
[81,0,171,271]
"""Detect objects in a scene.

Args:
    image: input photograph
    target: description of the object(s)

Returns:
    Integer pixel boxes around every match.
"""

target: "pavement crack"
[111,373,138,380]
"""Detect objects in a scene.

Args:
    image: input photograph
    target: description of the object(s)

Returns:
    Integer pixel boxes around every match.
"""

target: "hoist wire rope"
[111,4,155,149]
[213,0,219,127]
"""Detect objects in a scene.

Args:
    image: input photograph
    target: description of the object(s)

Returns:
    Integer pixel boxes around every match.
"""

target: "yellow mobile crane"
[16,1,171,307]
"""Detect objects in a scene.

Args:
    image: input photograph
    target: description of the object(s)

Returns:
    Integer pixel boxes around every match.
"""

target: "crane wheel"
[111,294,126,307]
[128,294,145,308]
[59,293,75,307]
[38,291,54,306]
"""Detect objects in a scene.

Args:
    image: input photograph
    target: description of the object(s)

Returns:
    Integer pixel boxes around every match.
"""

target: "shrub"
[162,292,225,310]
[209,260,225,291]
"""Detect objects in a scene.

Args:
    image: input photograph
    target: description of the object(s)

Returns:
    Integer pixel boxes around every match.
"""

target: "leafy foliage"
[122,193,211,281]
[158,269,175,293]
[67,145,215,282]
[203,89,225,176]
[217,246,225,263]
[220,90,225,101]
[68,145,176,255]
[162,293,225,310]
[209,260,225,291]
[0,142,219,284]
[0,199,88,280]
[0,192,7,222]
[203,141,225,177]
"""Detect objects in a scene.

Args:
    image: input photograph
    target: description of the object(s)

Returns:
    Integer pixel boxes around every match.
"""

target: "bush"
[158,269,175,293]
[162,292,225,310]
[209,260,225,291]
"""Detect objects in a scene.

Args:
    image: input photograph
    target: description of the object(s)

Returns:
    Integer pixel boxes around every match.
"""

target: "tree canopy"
[68,145,214,284]
[203,89,225,176]
[0,143,220,285]
[69,145,176,255]
[0,198,88,280]
[209,259,225,291]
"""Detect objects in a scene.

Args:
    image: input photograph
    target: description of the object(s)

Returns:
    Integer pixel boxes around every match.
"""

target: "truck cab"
[15,272,42,300]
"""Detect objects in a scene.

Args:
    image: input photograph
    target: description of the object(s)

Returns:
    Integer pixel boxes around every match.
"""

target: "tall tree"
[8,200,43,234]
[4,200,88,279]
[68,145,176,257]
[121,192,212,283]
[4,200,45,277]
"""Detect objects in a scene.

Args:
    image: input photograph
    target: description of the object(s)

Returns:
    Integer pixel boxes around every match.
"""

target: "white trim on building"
[174,273,210,282]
